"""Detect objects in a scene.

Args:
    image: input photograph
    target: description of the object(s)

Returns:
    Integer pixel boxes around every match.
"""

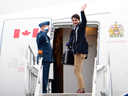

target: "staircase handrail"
[24,45,43,96]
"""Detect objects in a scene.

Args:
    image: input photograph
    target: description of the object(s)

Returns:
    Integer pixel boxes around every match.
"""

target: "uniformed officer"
[36,21,53,93]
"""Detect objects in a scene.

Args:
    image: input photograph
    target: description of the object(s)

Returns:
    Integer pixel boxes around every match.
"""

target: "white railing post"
[92,57,105,96]
[92,57,97,96]
[106,64,113,96]
[34,57,43,96]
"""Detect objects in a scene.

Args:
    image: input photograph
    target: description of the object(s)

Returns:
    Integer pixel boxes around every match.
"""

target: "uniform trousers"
[74,53,86,90]
[42,61,50,93]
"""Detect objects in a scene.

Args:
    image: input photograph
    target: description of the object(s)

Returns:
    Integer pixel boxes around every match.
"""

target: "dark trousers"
[42,61,50,93]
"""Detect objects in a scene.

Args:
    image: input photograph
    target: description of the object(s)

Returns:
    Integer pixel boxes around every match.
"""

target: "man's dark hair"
[71,14,80,20]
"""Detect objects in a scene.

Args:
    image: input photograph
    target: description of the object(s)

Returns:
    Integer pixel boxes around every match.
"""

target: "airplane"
[0,0,128,96]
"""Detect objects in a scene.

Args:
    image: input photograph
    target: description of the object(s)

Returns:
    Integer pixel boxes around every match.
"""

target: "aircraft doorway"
[51,22,99,93]
[52,28,63,93]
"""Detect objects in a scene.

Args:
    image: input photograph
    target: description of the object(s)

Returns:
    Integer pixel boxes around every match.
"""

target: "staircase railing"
[24,45,43,96]
[92,57,104,96]
[104,54,113,96]
[92,57,98,96]
[92,55,113,96]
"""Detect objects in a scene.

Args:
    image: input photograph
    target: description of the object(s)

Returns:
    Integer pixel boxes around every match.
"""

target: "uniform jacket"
[67,11,88,54]
[36,30,53,63]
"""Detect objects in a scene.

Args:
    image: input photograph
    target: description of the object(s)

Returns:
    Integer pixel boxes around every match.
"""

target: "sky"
[0,0,95,16]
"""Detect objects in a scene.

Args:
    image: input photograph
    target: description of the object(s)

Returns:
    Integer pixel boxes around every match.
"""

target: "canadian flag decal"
[13,28,39,38]
[32,28,39,37]
[22,30,31,36]
[13,29,20,38]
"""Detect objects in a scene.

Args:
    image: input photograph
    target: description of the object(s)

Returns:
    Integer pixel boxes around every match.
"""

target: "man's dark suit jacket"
[67,11,88,54]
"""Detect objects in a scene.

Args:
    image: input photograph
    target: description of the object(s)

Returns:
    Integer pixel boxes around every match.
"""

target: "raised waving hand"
[81,4,87,11]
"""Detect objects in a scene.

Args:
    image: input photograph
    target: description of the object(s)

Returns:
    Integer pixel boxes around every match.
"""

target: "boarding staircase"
[25,45,43,96]
[25,45,112,96]
[93,57,113,96]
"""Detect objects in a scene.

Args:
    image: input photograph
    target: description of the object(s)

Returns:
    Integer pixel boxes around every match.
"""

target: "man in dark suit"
[36,21,53,93]
[66,4,88,93]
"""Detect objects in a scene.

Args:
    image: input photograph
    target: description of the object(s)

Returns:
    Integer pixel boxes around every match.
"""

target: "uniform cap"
[39,21,50,27]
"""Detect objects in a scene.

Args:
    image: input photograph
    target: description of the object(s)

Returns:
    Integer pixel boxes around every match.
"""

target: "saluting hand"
[44,26,50,32]
[81,4,87,11]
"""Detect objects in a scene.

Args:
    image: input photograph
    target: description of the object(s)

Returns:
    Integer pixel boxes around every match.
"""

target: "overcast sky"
[0,0,95,16]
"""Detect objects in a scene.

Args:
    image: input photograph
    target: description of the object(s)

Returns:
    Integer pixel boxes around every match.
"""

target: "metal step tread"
[39,93,92,96]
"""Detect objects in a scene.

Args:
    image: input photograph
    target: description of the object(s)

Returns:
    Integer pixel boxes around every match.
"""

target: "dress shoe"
[75,89,85,93]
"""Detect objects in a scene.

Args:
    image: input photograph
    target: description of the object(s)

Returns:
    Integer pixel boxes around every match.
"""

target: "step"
[39,93,92,96]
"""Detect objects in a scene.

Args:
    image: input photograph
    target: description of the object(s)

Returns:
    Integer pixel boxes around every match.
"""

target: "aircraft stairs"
[25,45,112,96]
[39,93,92,96]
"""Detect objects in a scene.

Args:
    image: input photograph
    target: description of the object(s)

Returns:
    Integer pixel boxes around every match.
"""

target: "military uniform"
[36,21,53,93]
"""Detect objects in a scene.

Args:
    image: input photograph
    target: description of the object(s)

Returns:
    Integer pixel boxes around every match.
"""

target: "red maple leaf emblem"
[22,30,31,36]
